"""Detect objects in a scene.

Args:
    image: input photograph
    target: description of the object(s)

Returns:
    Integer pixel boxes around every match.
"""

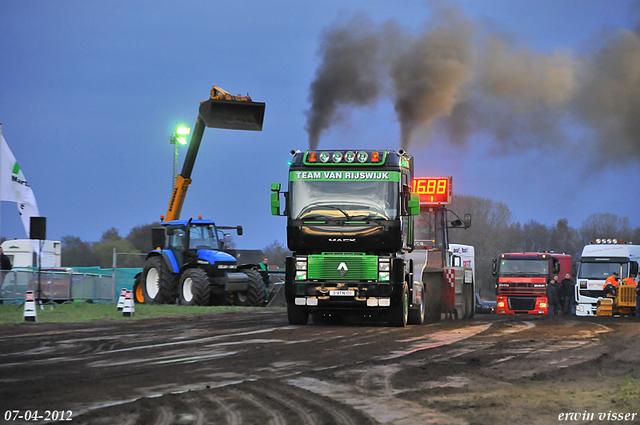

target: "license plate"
[330,290,355,296]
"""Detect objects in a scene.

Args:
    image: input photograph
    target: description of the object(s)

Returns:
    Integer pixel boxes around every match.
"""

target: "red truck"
[492,252,572,315]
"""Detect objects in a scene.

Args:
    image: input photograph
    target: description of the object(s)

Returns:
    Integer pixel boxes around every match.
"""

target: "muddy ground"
[0,309,639,425]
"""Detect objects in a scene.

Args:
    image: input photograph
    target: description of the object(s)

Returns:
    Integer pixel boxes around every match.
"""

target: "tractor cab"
[153,218,241,271]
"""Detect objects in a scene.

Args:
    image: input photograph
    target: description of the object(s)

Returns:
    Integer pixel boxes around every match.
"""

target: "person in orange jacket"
[603,272,619,297]
[605,272,619,286]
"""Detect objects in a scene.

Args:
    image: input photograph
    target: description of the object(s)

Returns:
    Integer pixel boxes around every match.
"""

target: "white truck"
[575,240,640,316]
[0,239,62,268]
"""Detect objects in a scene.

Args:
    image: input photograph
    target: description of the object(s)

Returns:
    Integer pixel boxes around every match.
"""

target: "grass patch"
[0,302,244,324]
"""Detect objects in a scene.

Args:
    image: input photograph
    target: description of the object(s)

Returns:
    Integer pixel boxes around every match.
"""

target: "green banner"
[290,170,400,182]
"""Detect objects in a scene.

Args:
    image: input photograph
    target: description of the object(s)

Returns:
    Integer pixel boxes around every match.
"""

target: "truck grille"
[308,253,378,281]
[508,297,536,311]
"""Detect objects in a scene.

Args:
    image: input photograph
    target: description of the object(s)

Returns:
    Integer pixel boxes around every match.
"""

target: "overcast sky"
[1,0,639,251]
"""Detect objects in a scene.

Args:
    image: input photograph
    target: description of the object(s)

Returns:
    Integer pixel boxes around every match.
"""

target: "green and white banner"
[1,131,40,238]
[290,170,401,182]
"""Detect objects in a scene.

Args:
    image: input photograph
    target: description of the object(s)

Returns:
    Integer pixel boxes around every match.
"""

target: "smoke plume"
[305,15,382,150]
[305,4,640,165]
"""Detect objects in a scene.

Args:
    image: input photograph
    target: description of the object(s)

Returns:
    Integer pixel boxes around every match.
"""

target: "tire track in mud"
[68,380,376,425]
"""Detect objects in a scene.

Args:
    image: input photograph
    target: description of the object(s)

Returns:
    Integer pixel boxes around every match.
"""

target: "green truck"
[271,149,425,326]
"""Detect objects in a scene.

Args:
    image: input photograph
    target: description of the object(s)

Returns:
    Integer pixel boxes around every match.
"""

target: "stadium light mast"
[169,125,191,188]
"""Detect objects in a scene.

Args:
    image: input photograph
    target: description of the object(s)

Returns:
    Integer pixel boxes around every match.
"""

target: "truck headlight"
[295,260,307,270]
[296,270,307,280]
[378,272,390,281]
[378,261,390,271]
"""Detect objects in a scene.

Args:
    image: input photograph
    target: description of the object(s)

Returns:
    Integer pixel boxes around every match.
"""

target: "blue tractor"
[133,86,266,306]
[139,218,264,306]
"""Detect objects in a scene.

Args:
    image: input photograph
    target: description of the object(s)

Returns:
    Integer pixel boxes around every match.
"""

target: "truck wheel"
[423,273,442,322]
[133,275,144,304]
[179,268,211,306]
[467,285,475,319]
[287,303,309,325]
[142,256,177,304]
[408,289,425,325]
[388,282,408,327]
[233,269,264,307]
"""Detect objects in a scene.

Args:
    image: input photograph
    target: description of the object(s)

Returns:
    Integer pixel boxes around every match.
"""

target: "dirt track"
[0,309,639,425]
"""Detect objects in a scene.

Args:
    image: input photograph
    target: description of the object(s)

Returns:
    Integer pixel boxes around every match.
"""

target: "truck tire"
[142,256,177,304]
[388,282,408,327]
[178,268,212,306]
[133,275,144,304]
[408,287,425,325]
[287,303,309,325]
[466,284,475,319]
[233,269,264,307]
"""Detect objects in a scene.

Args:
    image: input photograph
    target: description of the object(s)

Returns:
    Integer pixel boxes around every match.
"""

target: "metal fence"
[0,270,114,304]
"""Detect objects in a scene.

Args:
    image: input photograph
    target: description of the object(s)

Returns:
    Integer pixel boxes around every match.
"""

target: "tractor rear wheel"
[142,256,177,304]
[233,269,265,307]
[178,268,212,306]
[133,275,144,304]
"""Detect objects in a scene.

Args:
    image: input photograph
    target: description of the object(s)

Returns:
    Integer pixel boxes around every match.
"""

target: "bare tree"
[262,240,291,269]
[579,213,633,244]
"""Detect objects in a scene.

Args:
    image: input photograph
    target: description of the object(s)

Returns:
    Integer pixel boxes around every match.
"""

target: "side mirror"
[492,258,497,275]
[236,226,243,236]
[151,227,166,250]
[408,193,420,216]
[271,182,281,216]
[271,192,281,216]
[464,214,472,229]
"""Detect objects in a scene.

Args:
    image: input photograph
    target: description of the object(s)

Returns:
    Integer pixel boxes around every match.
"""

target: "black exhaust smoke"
[305,3,640,166]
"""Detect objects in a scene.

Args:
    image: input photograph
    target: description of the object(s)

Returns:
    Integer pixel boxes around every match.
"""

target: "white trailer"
[450,244,475,284]
[0,239,62,268]
[575,241,640,316]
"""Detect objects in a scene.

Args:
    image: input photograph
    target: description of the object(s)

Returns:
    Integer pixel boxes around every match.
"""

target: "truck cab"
[272,149,420,326]
[492,252,571,315]
[575,240,640,316]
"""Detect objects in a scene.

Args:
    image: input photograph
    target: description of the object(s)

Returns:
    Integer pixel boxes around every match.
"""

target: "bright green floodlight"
[175,126,191,145]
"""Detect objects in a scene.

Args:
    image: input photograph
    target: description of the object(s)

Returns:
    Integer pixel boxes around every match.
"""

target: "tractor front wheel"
[179,268,212,306]
[232,269,265,307]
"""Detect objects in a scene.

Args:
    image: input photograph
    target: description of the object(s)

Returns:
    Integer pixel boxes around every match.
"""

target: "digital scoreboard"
[412,176,452,205]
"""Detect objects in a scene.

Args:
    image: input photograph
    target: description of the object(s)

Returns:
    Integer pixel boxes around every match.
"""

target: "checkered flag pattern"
[445,268,455,288]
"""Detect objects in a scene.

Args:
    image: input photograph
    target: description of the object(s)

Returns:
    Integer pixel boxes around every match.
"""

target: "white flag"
[1,132,40,237]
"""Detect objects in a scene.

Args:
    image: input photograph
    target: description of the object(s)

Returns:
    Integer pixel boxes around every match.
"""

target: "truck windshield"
[291,180,398,221]
[189,224,218,249]
[578,262,626,279]
[499,259,548,275]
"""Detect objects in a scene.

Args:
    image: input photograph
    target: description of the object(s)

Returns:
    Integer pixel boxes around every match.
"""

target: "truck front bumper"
[285,280,403,311]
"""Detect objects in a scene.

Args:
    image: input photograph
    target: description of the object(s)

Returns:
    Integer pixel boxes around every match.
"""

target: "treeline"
[449,195,640,298]
[61,223,162,268]
[61,222,289,269]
